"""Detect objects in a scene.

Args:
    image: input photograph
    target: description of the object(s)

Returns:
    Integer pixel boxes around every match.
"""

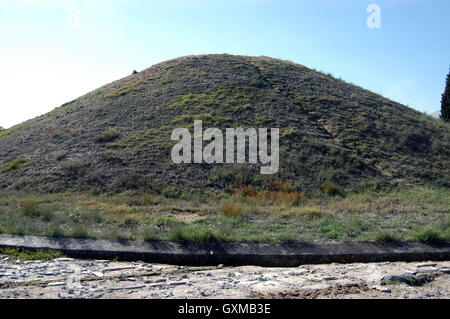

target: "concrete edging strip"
[0,234,449,266]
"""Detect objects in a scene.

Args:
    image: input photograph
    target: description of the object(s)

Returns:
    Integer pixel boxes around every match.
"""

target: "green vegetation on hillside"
[0,54,448,195]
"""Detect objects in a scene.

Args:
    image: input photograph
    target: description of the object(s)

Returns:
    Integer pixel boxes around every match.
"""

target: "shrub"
[233,181,303,206]
[68,207,82,222]
[111,204,131,214]
[154,216,178,229]
[69,226,90,239]
[114,172,146,190]
[118,214,141,227]
[70,128,82,137]
[47,124,60,138]
[55,151,66,161]
[221,204,244,217]
[138,194,160,205]
[127,194,160,206]
[400,132,430,153]
[21,200,40,217]
[142,227,160,242]
[239,185,258,197]
[280,206,325,219]
[268,180,293,192]
[279,192,304,205]
[41,209,56,222]
[115,233,133,241]
[375,231,400,243]
[61,160,88,177]
[281,128,299,138]
[95,128,120,143]
[170,226,223,243]
[324,183,344,197]
[162,186,179,199]
[412,227,443,243]
[160,79,174,85]
[298,207,325,219]
[235,188,304,206]
[44,226,65,238]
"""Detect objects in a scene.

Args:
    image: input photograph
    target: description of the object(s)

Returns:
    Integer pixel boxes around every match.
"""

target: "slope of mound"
[0,54,448,194]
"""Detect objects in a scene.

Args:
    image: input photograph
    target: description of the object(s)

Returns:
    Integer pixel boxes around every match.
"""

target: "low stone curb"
[0,234,449,267]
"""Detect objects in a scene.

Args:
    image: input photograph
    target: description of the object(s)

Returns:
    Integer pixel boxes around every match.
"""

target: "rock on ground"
[0,255,448,299]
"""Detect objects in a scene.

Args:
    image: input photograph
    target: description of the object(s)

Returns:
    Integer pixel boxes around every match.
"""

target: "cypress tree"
[441,69,450,122]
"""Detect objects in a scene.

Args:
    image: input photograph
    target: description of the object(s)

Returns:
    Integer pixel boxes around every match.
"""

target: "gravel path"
[0,255,448,299]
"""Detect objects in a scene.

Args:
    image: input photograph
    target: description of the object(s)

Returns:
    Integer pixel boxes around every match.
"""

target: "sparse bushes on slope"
[0,55,448,194]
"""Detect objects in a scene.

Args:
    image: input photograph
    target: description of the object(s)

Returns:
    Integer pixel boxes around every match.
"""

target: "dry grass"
[95,128,120,143]
[278,206,327,219]
[47,124,60,138]
[221,204,244,217]
[116,213,142,227]
[234,185,305,206]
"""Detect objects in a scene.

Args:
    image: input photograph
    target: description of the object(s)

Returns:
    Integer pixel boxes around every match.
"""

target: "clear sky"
[1,0,449,129]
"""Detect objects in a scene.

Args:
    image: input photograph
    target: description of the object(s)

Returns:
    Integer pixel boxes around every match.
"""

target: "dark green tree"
[441,69,450,122]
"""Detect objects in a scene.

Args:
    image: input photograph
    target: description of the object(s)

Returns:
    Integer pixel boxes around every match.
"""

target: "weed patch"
[0,159,26,174]
[0,248,66,261]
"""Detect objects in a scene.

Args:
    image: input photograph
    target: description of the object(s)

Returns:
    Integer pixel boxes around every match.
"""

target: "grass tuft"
[0,248,66,261]
[412,227,444,243]
[170,226,224,243]
[69,226,90,239]
[375,231,400,243]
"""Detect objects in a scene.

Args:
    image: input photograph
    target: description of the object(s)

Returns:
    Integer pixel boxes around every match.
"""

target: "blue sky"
[1,0,449,128]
